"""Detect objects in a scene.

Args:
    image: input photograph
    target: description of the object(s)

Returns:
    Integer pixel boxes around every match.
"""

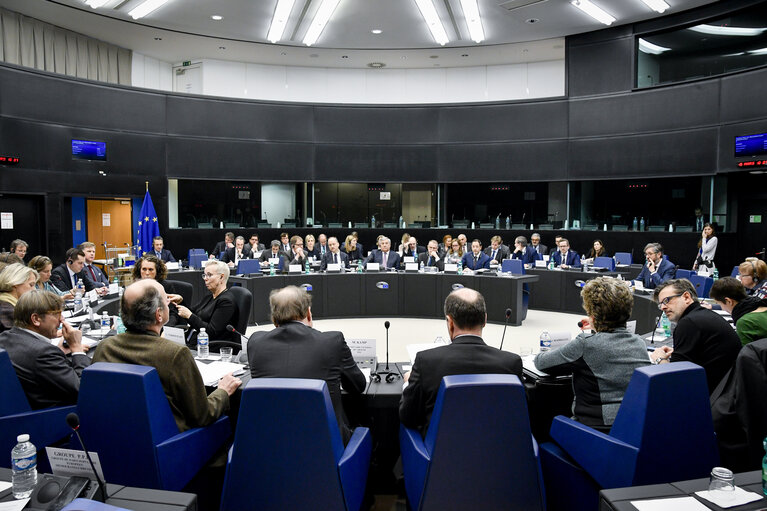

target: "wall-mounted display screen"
[735,133,767,158]
[72,139,107,161]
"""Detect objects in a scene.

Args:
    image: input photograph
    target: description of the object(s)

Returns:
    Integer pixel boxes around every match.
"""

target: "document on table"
[522,354,550,377]
[630,496,711,511]
[195,361,246,386]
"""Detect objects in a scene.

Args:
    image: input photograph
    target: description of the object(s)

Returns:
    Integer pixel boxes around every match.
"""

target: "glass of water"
[708,467,735,498]
[219,347,233,363]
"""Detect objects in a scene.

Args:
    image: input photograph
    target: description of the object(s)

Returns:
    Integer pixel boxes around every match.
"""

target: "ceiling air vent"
[497,0,548,12]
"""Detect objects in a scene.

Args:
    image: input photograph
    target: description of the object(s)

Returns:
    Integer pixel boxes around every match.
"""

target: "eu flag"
[137,190,160,257]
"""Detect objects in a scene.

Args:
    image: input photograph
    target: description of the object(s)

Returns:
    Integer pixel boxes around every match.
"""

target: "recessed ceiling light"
[268,0,296,44]
[414,0,449,46]
[85,0,109,8]
[460,0,484,43]
[526,18,539,24]
[303,0,341,46]
[309,53,319,58]
[341,55,349,58]
[639,0,669,13]
[154,37,162,40]
[211,15,223,21]
[401,56,408,59]
[429,55,439,59]
[367,62,386,68]
[461,53,469,57]
[280,52,287,56]
[218,46,226,50]
[371,29,382,34]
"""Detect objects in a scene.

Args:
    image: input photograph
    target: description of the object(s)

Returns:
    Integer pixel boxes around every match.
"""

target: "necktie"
[492,249,496,260]
[382,252,387,268]
[88,265,97,281]
[428,256,433,266]
[474,256,478,267]
[334,253,338,264]
[156,251,162,258]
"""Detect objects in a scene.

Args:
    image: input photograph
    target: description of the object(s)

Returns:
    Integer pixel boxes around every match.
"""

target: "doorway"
[86,199,133,259]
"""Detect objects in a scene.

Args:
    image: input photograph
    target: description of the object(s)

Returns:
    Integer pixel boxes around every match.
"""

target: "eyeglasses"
[657,293,684,309]
[738,273,753,280]
[202,272,220,280]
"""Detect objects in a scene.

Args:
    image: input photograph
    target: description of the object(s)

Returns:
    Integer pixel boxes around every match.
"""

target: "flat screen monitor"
[72,139,107,161]
[735,132,767,158]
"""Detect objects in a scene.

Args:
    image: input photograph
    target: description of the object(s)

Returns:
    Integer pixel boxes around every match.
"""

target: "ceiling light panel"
[303,0,342,46]
[460,0,485,43]
[638,38,670,54]
[128,0,171,20]
[571,0,615,26]
[85,0,110,8]
[414,0,449,46]
[639,0,669,13]
[267,0,295,43]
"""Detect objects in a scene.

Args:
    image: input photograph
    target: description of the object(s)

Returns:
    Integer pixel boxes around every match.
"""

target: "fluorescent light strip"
[128,0,170,20]
[638,38,670,55]
[571,0,615,26]
[303,0,341,46]
[85,0,110,8]
[639,0,669,13]
[460,0,484,43]
[748,47,767,55]
[688,24,767,37]
[267,0,296,43]
[415,0,449,46]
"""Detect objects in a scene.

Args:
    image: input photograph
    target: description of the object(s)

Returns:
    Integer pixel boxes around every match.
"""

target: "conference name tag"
[108,283,119,294]
[367,263,380,271]
[288,264,302,273]
[444,263,458,273]
[405,262,418,272]
[403,256,416,263]
[269,258,280,266]
[166,262,179,270]
[46,447,105,480]
[163,326,186,346]
[326,263,341,272]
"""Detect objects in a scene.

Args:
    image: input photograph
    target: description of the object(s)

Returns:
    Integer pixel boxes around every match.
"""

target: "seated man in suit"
[415,240,443,271]
[636,242,676,289]
[280,232,291,254]
[484,235,510,264]
[511,236,538,265]
[317,233,329,258]
[211,232,234,259]
[531,233,548,256]
[320,236,349,271]
[248,234,265,254]
[151,236,176,263]
[0,290,89,409]
[221,235,252,268]
[457,233,468,252]
[402,237,426,259]
[399,288,523,434]
[94,279,241,431]
[248,285,366,444]
[286,235,307,267]
[258,239,288,269]
[549,238,581,269]
[79,242,110,295]
[9,239,28,262]
[461,239,491,271]
[365,236,400,270]
[51,247,97,293]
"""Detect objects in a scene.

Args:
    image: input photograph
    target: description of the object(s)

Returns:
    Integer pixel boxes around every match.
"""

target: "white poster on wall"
[102,213,111,226]
[0,212,12,229]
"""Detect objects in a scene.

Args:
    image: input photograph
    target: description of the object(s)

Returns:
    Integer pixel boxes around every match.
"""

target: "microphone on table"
[66,412,108,502]
[649,312,662,345]
[373,320,399,384]
[226,324,246,339]
[499,308,512,351]
[384,320,391,371]
[227,324,249,363]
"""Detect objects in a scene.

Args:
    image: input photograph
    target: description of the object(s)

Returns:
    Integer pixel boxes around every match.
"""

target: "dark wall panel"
[439,141,568,182]
[567,31,634,97]
[719,67,767,123]
[314,145,438,181]
[0,65,166,134]
[439,100,568,142]
[165,96,314,141]
[165,138,314,180]
[569,128,719,179]
[569,81,720,137]
[313,107,439,144]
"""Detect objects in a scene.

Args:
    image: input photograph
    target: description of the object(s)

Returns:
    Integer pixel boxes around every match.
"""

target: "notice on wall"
[102,213,111,226]
[46,446,105,480]
[75,220,82,231]
[0,212,12,229]
[380,192,391,200]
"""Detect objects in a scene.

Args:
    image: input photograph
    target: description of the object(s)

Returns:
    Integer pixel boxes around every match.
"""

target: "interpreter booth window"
[636,3,767,88]
[175,180,263,229]
[445,182,549,228]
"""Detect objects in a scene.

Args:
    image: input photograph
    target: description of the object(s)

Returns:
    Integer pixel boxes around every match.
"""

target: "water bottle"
[371,214,375,229]
[640,217,645,231]
[548,258,555,270]
[457,260,463,275]
[632,217,638,231]
[661,312,671,338]
[539,331,552,352]
[399,215,404,228]
[713,268,719,281]
[420,261,425,273]
[100,311,110,336]
[304,260,310,274]
[115,315,126,334]
[11,434,37,499]
[762,436,766,496]
[495,216,500,229]
[73,288,83,314]
[506,216,510,229]
[197,328,209,359]
[357,263,363,274]
[269,260,275,276]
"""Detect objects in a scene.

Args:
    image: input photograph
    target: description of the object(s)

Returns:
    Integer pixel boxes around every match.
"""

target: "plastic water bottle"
[640,217,645,231]
[632,217,638,231]
[495,216,500,229]
[420,261,425,273]
[269,260,275,276]
[762,436,766,496]
[548,258,555,270]
[506,216,510,229]
[457,260,463,275]
[100,311,110,336]
[399,215,404,228]
[11,434,37,499]
[371,214,375,229]
[73,287,83,313]
[197,328,209,360]
[661,312,671,338]
[713,268,719,281]
[539,331,552,352]
[304,259,310,274]
[115,316,126,334]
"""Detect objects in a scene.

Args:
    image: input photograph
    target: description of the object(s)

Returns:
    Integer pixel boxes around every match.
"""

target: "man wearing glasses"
[649,279,740,395]
[635,243,676,289]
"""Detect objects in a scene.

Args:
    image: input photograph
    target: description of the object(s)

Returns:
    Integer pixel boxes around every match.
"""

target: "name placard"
[366,262,380,272]
[326,263,341,273]
[46,447,105,480]
[444,263,458,273]
[405,262,418,272]
[288,264,302,273]
[163,326,186,346]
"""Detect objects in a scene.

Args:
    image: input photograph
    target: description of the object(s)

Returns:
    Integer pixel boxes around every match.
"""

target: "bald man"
[94,279,241,431]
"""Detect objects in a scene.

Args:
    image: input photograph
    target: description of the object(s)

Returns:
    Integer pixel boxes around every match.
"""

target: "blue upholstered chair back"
[609,362,718,485]
[676,269,695,280]
[501,258,525,275]
[614,252,632,265]
[730,265,740,278]
[420,374,545,511]
[221,378,347,511]
[689,274,713,299]
[0,348,31,416]
[76,363,179,489]
[593,256,615,271]
[236,258,261,274]
[188,253,207,269]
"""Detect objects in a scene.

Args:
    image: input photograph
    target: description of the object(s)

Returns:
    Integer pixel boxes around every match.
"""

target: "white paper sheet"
[694,487,764,508]
[195,361,246,386]
[630,496,711,511]
[522,354,550,377]
[0,498,29,511]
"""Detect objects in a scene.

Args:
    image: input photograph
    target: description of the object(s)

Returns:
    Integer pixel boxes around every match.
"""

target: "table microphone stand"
[373,320,400,383]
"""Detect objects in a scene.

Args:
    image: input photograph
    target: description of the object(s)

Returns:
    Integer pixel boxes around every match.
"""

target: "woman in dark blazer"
[132,254,184,327]
[342,234,364,261]
[177,260,236,345]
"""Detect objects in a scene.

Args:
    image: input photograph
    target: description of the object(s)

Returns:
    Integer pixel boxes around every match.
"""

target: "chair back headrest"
[593,256,615,271]
[223,379,346,510]
[422,374,544,511]
[0,348,31,415]
[225,286,252,339]
[237,259,261,275]
[614,252,633,265]
[501,259,525,275]
[164,280,194,306]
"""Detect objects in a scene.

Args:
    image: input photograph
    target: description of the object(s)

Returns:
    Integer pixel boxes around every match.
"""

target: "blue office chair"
[61,500,129,511]
[540,362,718,511]
[730,265,740,278]
[236,258,261,275]
[400,374,545,511]
[689,274,713,299]
[501,258,525,275]
[676,269,695,280]
[592,256,615,271]
[220,379,372,511]
[613,252,632,265]
[188,253,207,269]
[75,363,231,491]
[0,349,75,469]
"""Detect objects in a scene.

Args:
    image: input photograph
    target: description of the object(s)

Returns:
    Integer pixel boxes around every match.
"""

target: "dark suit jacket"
[247,322,366,444]
[212,241,229,258]
[484,245,510,263]
[532,243,548,256]
[186,289,237,345]
[51,263,96,292]
[511,245,539,265]
[366,250,400,270]
[550,250,581,268]
[83,264,109,287]
[399,335,523,434]
[461,251,491,270]
[249,243,265,253]
[418,252,444,271]
[0,327,90,409]
[320,251,349,271]
[342,245,364,261]
[150,249,176,263]
[258,250,288,263]
[221,246,252,264]
[402,246,426,258]
[636,258,676,289]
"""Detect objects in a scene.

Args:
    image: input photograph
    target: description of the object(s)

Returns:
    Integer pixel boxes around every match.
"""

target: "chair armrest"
[399,425,431,509]
[0,405,76,467]
[338,427,372,511]
[550,415,639,489]
[155,416,231,491]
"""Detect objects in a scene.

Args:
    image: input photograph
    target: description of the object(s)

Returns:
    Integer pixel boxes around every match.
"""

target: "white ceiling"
[1,0,717,68]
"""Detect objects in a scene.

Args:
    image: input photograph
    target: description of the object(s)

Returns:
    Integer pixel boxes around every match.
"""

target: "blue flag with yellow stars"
[137,190,159,257]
